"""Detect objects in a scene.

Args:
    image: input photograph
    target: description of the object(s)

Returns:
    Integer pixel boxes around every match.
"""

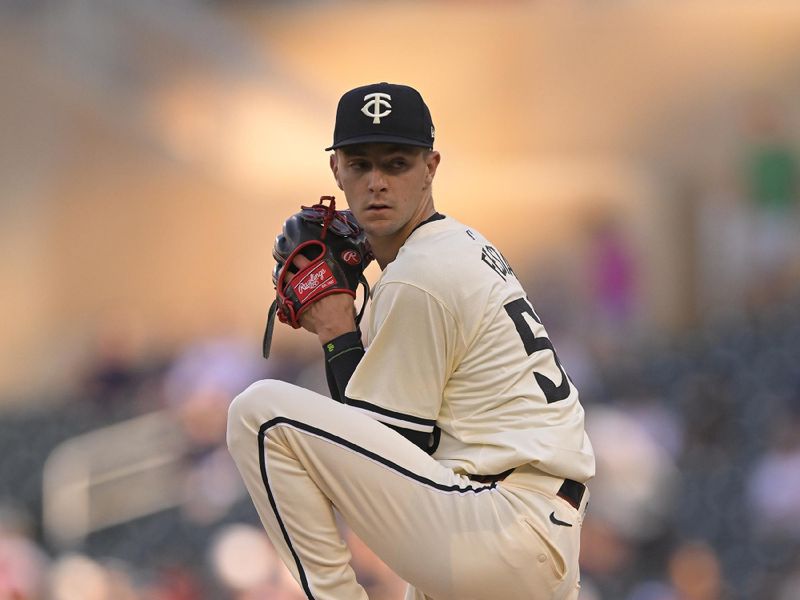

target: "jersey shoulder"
[381,216,518,291]
[375,216,524,328]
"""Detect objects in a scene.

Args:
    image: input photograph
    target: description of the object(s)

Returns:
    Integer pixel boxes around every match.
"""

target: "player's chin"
[360,214,398,235]
[361,220,400,240]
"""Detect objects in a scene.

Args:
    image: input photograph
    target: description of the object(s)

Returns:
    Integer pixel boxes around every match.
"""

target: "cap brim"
[325,134,432,151]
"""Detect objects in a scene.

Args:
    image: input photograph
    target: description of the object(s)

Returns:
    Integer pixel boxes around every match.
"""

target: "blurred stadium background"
[2,0,800,598]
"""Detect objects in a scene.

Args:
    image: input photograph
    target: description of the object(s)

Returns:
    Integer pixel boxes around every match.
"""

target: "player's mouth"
[365,203,391,213]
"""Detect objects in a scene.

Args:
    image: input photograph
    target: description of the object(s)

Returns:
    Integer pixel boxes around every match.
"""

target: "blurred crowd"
[0,123,799,599]
[4,1,800,598]
[1,275,799,600]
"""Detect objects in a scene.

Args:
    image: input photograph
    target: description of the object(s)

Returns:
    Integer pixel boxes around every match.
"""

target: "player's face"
[330,144,441,243]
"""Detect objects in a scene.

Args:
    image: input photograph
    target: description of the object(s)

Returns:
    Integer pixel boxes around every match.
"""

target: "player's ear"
[423,150,441,187]
[330,153,344,190]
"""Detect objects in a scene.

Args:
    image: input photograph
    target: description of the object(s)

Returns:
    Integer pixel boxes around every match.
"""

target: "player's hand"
[285,255,358,343]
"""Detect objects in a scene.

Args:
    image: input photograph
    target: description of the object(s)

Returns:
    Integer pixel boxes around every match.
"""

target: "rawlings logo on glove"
[294,262,336,301]
[262,196,373,358]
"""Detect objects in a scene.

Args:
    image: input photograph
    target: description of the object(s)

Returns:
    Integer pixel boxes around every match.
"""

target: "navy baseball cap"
[325,82,435,151]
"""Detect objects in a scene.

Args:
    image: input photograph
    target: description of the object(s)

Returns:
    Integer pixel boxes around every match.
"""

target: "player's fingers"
[292,254,312,269]
[284,254,313,285]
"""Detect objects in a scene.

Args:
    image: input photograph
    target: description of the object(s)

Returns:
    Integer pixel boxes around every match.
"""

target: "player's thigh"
[392,487,571,600]
[262,420,560,599]
[228,378,448,484]
[228,380,565,599]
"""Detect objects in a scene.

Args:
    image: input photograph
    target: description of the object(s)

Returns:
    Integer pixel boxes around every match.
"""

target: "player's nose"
[367,168,388,193]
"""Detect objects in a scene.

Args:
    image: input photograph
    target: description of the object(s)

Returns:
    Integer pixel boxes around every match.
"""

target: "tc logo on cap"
[361,92,392,124]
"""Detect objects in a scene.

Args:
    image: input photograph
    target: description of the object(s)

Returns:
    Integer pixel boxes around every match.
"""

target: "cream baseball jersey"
[345,215,595,482]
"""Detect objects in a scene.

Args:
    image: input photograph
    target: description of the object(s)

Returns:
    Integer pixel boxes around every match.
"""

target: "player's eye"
[348,160,370,171]
[388,158,408,170]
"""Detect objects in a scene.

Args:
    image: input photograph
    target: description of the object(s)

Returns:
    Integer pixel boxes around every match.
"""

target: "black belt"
[470,468,516,485]
[557,478,586,510]
[470,469,586,510]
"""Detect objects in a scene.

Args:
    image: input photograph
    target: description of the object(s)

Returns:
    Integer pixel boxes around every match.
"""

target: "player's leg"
[227,380,368,600]
[227,379,578,600]
[228,378,458,599]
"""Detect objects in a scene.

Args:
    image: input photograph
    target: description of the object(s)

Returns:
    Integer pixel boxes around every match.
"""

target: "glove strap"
[262,299,278,359]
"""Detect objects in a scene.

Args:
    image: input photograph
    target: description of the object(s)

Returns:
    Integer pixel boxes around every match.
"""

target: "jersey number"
[504,298,570,403]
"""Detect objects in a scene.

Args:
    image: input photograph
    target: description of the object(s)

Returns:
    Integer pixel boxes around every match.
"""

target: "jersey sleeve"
[344,281,458,433]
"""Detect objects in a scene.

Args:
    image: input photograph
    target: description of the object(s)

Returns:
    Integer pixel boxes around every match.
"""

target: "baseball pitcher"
[227,82,595,600]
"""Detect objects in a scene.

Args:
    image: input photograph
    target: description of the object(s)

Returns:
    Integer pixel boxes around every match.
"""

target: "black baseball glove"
[262,196,372,358]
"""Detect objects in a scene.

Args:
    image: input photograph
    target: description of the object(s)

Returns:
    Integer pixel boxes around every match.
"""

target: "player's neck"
[371,205,436,269]
[370,238,403,270]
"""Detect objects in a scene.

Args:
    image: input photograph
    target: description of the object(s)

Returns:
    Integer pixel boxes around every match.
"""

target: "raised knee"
[227,379,288,448]
[228,379,282,423]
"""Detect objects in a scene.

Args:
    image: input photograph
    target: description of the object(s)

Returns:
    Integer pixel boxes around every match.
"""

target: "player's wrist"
[317,323,358,345]
[321,329,362,352]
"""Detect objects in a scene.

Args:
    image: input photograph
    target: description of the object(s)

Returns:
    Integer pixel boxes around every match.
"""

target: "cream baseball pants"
[227,379,587,600]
